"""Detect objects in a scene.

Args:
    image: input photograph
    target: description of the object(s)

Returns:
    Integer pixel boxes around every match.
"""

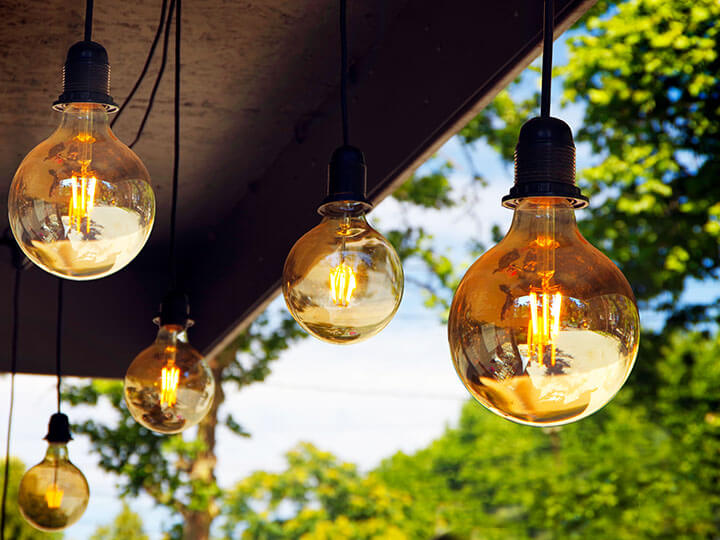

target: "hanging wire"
[128,0,177,149]
[166,0,182,288]
[339,0,349,146]
[540,0,554,118]
[84,0,94,42]
[112,0,170,128]
[0,269,22,540]
[55,280,64,414]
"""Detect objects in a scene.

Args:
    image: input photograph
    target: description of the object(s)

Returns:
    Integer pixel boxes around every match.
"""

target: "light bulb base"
[44,413,72,443]
[155,290,192,328]
[319,146,372,212]
[502,117,588,209]
[53,41,118,112]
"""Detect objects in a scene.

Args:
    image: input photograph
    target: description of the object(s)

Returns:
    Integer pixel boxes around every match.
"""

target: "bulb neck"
[156,324,189,344]
[44,443,70,463]
[56,103,110,132]
[53,41,118,112]
[507,198,580,242]
[319,201,370,219]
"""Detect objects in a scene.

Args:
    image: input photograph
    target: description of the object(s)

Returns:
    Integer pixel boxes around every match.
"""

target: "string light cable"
[0,234,26,540]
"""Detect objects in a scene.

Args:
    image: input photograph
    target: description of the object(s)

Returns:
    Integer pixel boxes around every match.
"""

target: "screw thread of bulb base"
[320,146,372,211]
[502,117,588,209]
[53,41,118,112]
[44,413,72,444]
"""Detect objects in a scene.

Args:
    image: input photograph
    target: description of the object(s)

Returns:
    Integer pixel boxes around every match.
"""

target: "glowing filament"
[330,262,357,307]
[161,350,180,407]
[67,175,97,233]
[527,291,563,367]
[44,484,64,509]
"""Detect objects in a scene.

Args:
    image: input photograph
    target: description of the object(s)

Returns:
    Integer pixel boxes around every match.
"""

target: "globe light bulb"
[7,42,155,280]
[124,295,215,434]
[448,118,640,426]
[283,200,404,344]
[18,414,89,532]
[283,146,404,344]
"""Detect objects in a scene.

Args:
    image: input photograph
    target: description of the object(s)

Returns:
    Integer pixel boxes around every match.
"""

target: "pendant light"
[447,0,640,426]
[123,0,215,435]
[282,0,404,344]
[18,281,90,532]
[7,0,155,280]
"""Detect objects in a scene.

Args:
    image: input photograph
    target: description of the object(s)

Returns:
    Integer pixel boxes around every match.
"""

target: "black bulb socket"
[156,290,192,328]
[502,117,588,209]
[53,41,118,112]
[320,146,372,211]
[45,413,72,444]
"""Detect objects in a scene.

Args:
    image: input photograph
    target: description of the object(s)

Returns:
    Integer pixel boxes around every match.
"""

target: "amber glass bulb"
[18,443,89,531]
[283,201,404,344]
[8,103,155,280]
[448,198,640,426]
[124,324,215,434]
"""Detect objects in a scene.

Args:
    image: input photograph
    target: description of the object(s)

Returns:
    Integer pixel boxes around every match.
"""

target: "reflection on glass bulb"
[18,443,89,531]
[8,103,155,280]
[283,201,403,344]
[448,198,640,426]
[124,324,215,434]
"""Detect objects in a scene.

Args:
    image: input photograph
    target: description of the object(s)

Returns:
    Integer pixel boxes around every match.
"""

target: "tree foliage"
[89,503,149,540]
[223,443,413,539]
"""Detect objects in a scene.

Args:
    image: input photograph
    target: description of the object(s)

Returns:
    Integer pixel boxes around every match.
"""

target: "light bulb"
[449,197,640,426]
[283,201,404,344]
[8,103,155,280]
[18,414,89,532]
[7,41,155,280]
[448,118,640,426]
[125,322,215,434]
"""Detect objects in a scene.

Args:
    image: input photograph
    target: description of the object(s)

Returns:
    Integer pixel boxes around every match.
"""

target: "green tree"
[89,502,149,540]
[0,457,61,539]
[223,443,413,540]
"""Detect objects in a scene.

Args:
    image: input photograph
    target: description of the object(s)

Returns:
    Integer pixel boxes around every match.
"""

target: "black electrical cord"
[0,269,22,540]
[540,0,554,118]
[55,279,64,414]
[129,0,176,149]
[84,0,94,42]
[111,0,170,128]
[168,0,181,289]
[340,0,349,146]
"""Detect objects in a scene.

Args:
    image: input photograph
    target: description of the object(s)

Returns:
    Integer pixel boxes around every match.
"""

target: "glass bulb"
[8,103,155,280]
[124,324,215,434]
[18,442,89,531]
[283,201,404,344]
[448,198,640,426]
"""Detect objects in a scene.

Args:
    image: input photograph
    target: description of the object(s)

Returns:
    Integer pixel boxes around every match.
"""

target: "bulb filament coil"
[161,349,180,407]
[528,291,563,367]
[44,483,64,509]
[330,262,357,307]
[67,175,97,234]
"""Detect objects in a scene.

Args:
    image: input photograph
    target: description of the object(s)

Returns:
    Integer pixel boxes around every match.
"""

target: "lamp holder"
[155,289,193,328]
[44,413,72,444]
[502,117,588,209]
[319,145,372,211]
[53,41,118,112]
